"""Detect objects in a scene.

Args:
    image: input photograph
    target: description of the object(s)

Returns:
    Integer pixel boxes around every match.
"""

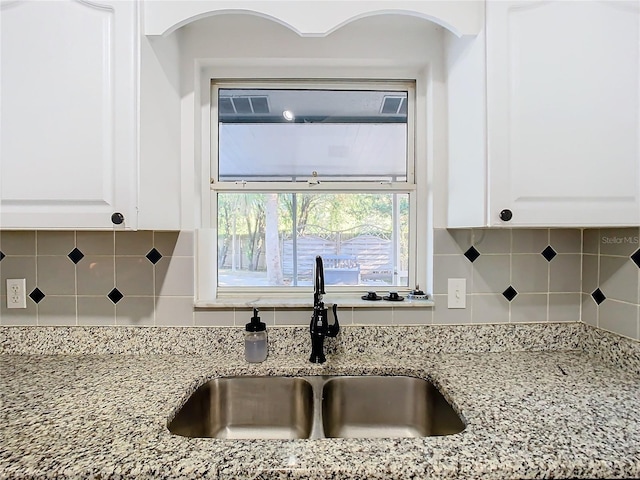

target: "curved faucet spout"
[314,255,325,307]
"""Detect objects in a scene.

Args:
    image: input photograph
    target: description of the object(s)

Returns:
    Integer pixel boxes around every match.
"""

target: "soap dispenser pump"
[244,308,267,363]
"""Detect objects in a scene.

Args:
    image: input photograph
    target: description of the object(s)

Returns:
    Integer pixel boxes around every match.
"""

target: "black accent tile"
[29,288,45,304]
[107,288,124,304]
[0,251,5,262]
[591,288,606,305]
[541,245,557,262]
[464,246,480,263]
[146,248,163,264]
[68,247,85,264]
[631,248,640,268]
[502,286,518,302]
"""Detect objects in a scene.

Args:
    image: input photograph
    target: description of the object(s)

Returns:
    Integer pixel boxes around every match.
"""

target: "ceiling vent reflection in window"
[219,96,270,115]
[380,96,407,115]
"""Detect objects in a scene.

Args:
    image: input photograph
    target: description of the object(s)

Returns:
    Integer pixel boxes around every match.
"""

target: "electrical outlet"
[6,279,27,309]
[447,278,466,309]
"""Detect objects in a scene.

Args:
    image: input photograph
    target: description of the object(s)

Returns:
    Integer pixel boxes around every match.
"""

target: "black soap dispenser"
[244,308,267,363]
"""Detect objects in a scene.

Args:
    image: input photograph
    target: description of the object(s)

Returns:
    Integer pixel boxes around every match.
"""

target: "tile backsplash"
[1,228,639,340]
[432,228,583,326]
[0,231,195,327]
[581,228,640,340]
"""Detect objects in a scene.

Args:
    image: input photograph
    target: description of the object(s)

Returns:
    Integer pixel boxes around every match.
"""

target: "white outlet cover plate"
[447,278,466,309]
[6,278,27,309]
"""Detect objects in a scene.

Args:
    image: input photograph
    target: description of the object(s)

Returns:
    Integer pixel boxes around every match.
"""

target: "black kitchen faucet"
[309,255,340,363]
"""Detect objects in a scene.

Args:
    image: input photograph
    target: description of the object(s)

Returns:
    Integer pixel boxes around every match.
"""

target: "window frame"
[195,65,430,305]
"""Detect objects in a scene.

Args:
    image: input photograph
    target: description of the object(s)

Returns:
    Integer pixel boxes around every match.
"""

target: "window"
[211,80,418,294]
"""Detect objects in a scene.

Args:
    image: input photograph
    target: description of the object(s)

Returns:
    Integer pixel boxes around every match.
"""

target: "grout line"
[152,231,157,327]
[546,228,551,322]
[34,231,39,326]
[578,228,584,324]
[74,231,79,326]
[596,228,601,329]
[508,228,513,324]
[112,229,116,326]
[602,298,640,307]
[469,230,476,324]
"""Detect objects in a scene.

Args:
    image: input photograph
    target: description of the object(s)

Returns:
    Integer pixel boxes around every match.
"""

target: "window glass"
[217,193,409,287]
[218,89,408,182]
[212,82,415,293]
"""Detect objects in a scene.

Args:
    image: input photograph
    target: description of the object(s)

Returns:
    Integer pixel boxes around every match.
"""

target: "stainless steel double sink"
[168,375,465,440]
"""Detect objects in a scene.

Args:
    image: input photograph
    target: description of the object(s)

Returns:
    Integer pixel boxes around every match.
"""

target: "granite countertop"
[1,323,639,479]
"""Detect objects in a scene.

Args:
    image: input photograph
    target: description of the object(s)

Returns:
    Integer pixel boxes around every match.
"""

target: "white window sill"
[195,294,434,309]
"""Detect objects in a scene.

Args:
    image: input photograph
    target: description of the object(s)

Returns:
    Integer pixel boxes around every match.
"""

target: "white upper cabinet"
[448,0,640,227]
[0,0,138,230]
[487,0,640,226]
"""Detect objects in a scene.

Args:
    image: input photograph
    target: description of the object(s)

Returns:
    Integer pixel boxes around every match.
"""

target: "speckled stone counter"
[1,323,639,479]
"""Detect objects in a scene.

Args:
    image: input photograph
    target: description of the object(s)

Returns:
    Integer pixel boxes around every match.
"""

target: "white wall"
[139,32,183,229]
[174,12,449,231]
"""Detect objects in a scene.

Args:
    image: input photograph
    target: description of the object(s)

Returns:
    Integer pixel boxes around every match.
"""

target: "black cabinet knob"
[499,209,513,222]
[111,212,124,225]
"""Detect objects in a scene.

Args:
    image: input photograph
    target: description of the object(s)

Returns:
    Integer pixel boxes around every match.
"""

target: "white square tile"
[1,299,37,326]
[38,296,76,326]
[275,308,311,326]
[472,255,510,293]
[0,231,36,255]
[511,293,548,323]
[472,229,511,254]
[353,307,392,325]
[37,231,75,255]
[511,254,549,293]
[154,231,194,257]
[512,229,549,254]
[581,293,598,327]
[194,309,235,326]
[76,232,114,255]
[549,254,582,293]
[550,229,582,254]
[471,294,509,324]
[548,293,581,322]
[155,256,194,296]
[600,255,639,303]
[116,257,154,296]
[432,294,471,325]
[116,296,155,326]
[394,307,432,325]
[599,300,638,340]
[0,256,36,296]
[115,231,154,256]
[433,255,472,295]
[37,256,76,295]
[77,296,115,326]
[155,296,194,326]
[433,229,472,255]
[76,256,114,296]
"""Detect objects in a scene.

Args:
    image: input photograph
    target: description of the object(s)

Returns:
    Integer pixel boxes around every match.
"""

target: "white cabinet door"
[486,0,640,226]
[0,0,138,229]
